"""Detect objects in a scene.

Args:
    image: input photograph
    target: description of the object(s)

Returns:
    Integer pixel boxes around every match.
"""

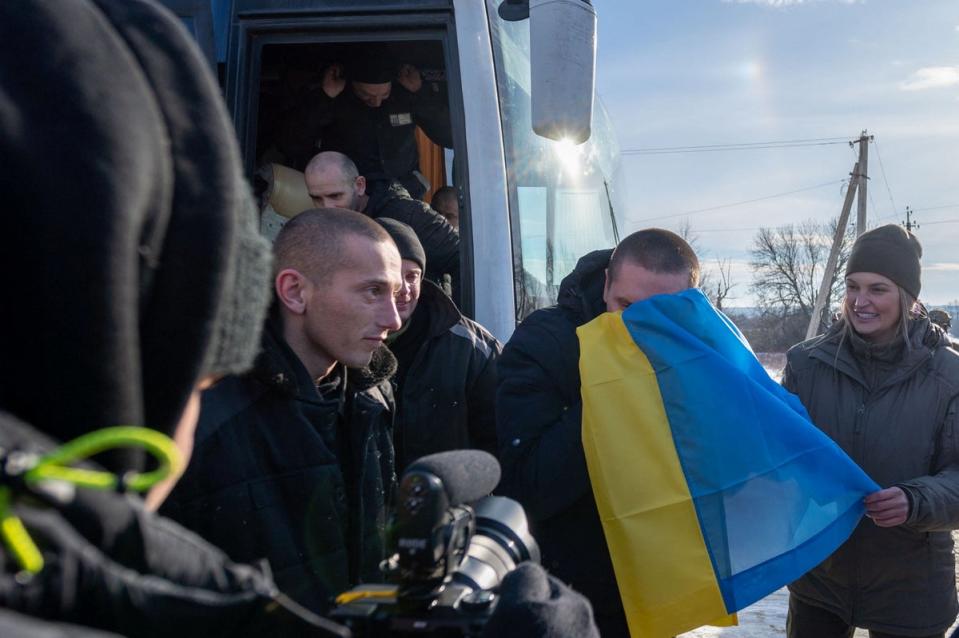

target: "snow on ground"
[679,534,959,637]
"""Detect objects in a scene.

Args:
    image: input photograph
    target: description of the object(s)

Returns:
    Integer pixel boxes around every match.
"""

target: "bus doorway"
[231,20,474,315]
[254,40,452,202]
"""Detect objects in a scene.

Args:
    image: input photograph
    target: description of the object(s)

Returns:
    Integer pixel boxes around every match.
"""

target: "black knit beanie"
[0,0,272,459]
[378,218,427,271]
[348,46,394,84]
[845,224,922,299]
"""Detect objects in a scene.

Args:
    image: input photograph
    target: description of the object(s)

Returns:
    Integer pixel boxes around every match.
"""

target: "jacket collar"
[347,345,397,392]
[806,317,935,391]
[251,308,396,398]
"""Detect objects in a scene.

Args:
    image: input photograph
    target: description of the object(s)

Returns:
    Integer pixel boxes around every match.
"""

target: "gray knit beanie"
[202,181,274,379]
[845,224,923,299]
[377,218,427,271]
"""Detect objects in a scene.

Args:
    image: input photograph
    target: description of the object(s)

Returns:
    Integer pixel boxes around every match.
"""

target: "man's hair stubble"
[273,208,392,283]
[608,228,700,288]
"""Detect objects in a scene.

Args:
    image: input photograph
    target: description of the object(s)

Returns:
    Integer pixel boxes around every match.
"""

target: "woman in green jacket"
[783,224,959,638]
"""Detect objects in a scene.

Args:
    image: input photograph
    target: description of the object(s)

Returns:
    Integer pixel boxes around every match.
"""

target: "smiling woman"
[781,224,959,638]
[843,272,905,345]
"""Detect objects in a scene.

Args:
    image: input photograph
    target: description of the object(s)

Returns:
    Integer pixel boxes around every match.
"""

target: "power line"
[868,189,880,225]
[693,226,764,234]
[872,138,898,220]
[913,204,959,213]
[634,179,846,223]
[688,216,959,234]
[621,137,852,156]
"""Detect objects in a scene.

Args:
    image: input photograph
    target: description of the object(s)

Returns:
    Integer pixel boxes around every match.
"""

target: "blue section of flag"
[621,288,879,611]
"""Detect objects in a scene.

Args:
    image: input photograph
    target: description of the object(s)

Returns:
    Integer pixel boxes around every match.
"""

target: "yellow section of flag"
[578,313,736,637]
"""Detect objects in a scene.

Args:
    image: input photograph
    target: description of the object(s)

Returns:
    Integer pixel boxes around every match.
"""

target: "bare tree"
[677,218,720,303]
[708,257,735,311]
[750,218,852,326]
[677,218,699,249]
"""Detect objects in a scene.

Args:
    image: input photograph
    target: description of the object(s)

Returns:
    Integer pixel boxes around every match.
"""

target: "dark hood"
[557,249,613,326]
[0,0,272,463]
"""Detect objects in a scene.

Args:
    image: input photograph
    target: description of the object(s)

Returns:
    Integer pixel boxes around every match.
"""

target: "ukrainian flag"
[578,288,878,637]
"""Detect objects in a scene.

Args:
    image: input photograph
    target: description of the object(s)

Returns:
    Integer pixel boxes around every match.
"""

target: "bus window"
[487,0,622,321]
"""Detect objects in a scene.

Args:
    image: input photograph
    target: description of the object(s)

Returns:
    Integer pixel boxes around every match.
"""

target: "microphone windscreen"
[404,450,501,506]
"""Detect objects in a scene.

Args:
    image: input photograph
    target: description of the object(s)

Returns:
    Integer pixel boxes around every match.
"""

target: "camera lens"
[451,496,540,592]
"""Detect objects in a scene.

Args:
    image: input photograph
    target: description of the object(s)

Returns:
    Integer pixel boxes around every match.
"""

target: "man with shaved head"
[164,208,403,614]
[304,151,460,298]
[496,229,700,636]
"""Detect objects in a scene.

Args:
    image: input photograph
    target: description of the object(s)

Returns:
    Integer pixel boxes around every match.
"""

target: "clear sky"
[593,0,959,307]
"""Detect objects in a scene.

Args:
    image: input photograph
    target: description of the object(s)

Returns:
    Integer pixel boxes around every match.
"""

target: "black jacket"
[367,181,460,297]
[0,414,342,638]
[162,319,397,615]
[278,80,452,198]
[390,281,501,472]
[495,250,629,636]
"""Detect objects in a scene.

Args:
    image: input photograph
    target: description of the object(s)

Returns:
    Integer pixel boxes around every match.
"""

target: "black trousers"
[787,594,946,638]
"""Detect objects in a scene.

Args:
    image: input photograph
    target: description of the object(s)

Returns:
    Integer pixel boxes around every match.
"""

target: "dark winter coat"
[0,0,303,634]
[783,317,959,636]
[162,319,397,615]
[277,80,452,198]
[0,414,338,638]
[390,281,501,472]
[495,249,630,637]
[367,181,460,296]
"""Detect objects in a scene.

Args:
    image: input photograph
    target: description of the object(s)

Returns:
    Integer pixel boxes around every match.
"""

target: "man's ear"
[276,268,310,315]
[602,268,611,305]
[355,175,367,197]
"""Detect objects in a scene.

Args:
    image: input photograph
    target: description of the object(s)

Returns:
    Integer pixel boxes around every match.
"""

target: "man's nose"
[381,298,402,331]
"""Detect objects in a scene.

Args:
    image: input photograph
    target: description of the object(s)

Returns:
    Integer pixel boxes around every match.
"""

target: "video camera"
[330,451,539,637]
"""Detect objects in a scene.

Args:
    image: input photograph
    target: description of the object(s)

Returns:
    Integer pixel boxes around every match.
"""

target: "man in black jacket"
[0,1,342,635]
[377,219,500,472]
[496,229,700,637]
[277,49,452,200]
[163,209,403,614]
[305,151,460,298]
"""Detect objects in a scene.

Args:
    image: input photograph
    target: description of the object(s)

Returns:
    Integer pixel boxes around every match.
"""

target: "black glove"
[483,563,600,638]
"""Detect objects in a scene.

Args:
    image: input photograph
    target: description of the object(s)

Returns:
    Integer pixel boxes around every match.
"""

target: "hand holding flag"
[578,288,879,637]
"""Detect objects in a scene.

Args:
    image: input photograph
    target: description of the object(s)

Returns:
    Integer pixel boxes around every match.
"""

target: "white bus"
[164,0,622,341]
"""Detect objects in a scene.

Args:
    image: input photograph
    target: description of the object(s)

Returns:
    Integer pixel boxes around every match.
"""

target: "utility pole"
[853,130,873,235]
[902,206,919,233]
[804,163,859,340]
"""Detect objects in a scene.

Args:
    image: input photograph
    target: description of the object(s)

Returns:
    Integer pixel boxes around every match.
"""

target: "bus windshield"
[486,0,622,320]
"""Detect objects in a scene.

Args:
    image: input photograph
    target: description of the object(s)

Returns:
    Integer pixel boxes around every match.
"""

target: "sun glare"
[740,60,763,82]
[553,137,584,175]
